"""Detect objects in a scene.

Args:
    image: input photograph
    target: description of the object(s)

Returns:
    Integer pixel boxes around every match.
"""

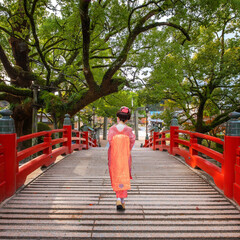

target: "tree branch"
[53,49,80,87]
[0,93,21,103]
[0,44,19,79]
[204,108,239,133]
[0,4,12,16]
[0,26,14,36]
[0,82,33,97]
[101,18,190,90]
[79,0,98,90]
[139,22,191,41]
[128,1,164,33]
[31,0,39,15]
[23,0,51,86]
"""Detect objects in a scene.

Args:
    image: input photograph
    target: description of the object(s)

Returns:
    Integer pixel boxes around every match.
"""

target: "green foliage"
[0,0,238,135]
[37,122,51,132]
[39,91,66,118]
[90,90,137,120]
[138,2,240,133]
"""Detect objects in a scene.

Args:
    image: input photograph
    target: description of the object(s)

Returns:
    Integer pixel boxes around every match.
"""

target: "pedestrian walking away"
[107,106,136,211]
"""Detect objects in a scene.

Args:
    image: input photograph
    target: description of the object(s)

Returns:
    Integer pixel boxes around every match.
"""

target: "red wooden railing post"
[161,132,166,148]
[170,126,179,155]
[76,131,80,146]
[63,114,72,154]
[82,124,89,150]
[91,129,97,147]
[234,148,240,204]
[84,131,89,149]
[42,131,53,166]
[144,135,149,148]
[189,133,198,168]
[170,114,179,155]
[0,110,17,200]
[93,138,97,147]
[153,132,157,150]
[152,126,159,150]
[43,132,52,155]
[223,112,240,199]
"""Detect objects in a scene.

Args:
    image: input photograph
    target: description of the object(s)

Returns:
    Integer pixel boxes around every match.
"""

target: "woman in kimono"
[108,106,135,210]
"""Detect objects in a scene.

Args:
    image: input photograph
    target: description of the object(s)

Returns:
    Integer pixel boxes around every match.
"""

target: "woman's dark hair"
[116,106,131,121]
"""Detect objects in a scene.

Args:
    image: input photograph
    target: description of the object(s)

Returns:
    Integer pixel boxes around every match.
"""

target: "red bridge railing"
[0,112,98,203]
[143,112,240,206]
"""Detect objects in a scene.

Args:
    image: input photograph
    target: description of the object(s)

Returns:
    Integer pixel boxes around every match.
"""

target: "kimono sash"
[110,134,131,192]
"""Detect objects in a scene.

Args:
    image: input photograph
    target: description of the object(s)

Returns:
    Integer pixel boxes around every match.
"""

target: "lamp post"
[145,106,149,140]
[92,106,96,129]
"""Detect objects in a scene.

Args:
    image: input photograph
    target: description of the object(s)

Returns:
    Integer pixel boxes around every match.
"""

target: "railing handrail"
[0,120,98,203]
[175,129,224,145]
[72,129,78,133]
[50,129,66,134]
[143,120,240,206]
[160,130,170,134]
[17,131,49,143]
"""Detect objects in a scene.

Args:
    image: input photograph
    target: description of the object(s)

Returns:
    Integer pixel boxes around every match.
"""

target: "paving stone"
[1,148,240,239]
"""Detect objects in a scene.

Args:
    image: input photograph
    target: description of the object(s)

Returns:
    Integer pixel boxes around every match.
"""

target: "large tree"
[139,1,240,133]
[0,0,225,135]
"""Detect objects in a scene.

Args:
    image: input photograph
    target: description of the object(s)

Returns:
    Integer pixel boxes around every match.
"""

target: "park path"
[0,147,240,239]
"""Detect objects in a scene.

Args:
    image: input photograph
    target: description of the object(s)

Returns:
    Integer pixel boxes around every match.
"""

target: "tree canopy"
[0,0,238,135]
[138,1,240,133]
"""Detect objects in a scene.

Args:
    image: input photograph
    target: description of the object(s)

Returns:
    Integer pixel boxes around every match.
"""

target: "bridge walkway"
[0,148,240,239]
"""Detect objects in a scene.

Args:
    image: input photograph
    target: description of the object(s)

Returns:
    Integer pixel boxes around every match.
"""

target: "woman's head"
[116,106,131,122]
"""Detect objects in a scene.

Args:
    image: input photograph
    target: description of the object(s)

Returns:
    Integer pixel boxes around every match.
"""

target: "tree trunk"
[195,98,207,144]
[134,110,139,140]
[12,103,32,137]
[103,117,108,140]
[13,103,33,150]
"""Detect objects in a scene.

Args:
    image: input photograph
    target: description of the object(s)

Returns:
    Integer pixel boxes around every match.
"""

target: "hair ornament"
[121,107,129,113]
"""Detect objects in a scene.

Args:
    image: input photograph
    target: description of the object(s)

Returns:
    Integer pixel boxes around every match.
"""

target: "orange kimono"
[108,125,135,198]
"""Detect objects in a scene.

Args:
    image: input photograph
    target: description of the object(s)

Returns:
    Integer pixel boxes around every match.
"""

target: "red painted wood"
[234,148,240,205]
[0,162,5,183]
[17,153,53,188]
[174,138,190,147]
[192,132,224,145]
[191,143,224,164]
[224,136,240,198]
[84,131,89,150]
[0,134,17,200]
[194,155,223,189]
[51,138,67,146]
[0,181,6,202]
[17,131,47,143]
[0,123,93,203]
[17,142,49,163]
[149,126,240,205]
[170,126,179,154]
[63,126,72,154]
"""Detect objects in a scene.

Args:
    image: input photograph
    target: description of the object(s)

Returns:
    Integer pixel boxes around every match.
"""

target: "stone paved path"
[1,148,240,239]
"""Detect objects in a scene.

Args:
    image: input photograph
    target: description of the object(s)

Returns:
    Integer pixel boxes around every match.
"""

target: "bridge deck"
[1,148,240,239]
